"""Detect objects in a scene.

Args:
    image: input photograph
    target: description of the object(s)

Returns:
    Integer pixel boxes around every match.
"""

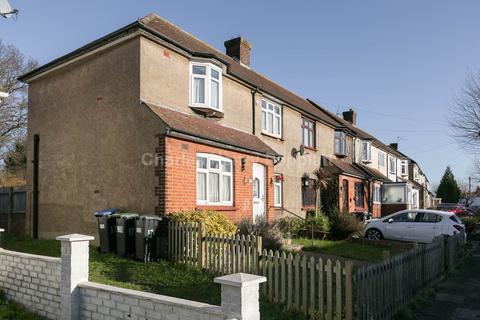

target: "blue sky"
[1,0,478,188]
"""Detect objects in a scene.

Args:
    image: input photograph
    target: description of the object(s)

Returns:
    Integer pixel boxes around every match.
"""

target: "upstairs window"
[378,151,385,168]
[401,160,408,176]
[196,153,232,205]
[301,118,315,148]
[334,131,346,156]
[414,167,419,180]
[190,63,222,110]
[361,141,372,162]
[389,157,396,174]
[262,99,281,137]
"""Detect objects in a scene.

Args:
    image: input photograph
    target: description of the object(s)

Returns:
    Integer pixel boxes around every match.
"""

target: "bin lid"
[139,215,163,221]
[112,213,139,219]
[94,208,120,217]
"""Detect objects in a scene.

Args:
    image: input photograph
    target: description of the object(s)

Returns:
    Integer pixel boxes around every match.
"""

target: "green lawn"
[0,291,46,320]
[292,238,403,262]
[0,234,308,320]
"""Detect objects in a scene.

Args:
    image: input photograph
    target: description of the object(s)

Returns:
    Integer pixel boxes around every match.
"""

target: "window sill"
[261,132,283,141]
[335,153,347,158]
[190,106,224,118]
[301,206,316,211]
[195,205,237,211]
[304,146,317,152]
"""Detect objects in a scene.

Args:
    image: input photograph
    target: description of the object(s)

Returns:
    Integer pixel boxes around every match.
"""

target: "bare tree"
[450,71,480,153]
[0,39,37,159]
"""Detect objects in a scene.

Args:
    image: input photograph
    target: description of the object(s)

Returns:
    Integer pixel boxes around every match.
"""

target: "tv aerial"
[0,0,18,19]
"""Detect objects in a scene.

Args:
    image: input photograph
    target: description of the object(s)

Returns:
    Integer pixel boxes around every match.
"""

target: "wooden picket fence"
[260,250,353,320]
[354,232,466,320]
[168,221,352,319]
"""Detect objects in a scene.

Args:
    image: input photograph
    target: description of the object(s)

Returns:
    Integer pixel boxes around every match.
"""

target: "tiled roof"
[138,14,340,128]
[355,164,390,182]
[145,102,280,158]
[323,157,368,179]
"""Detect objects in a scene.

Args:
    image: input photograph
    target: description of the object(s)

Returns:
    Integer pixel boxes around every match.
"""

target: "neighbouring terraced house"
[20,13,433,238]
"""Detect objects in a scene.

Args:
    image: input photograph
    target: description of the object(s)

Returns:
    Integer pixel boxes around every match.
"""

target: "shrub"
[329,212,363,240]
[461,217,477,237]
[238,217,284,251]
[169,210,237,235]
[277,215,330,239]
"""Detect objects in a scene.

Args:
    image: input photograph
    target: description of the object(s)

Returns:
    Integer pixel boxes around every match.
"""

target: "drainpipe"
[251,86,259,135]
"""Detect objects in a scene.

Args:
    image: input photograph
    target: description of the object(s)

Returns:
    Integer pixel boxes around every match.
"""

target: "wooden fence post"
[198,223,205,268]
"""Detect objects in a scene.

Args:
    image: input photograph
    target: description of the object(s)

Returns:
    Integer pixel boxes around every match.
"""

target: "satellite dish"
[0,0,18,19]
[299,144,305,156]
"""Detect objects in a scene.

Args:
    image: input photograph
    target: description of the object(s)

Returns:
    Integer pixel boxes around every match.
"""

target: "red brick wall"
[155,135,275,223]
[338,175,368,213]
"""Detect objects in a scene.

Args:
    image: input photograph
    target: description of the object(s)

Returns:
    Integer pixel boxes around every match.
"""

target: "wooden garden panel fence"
[354,233,466,320]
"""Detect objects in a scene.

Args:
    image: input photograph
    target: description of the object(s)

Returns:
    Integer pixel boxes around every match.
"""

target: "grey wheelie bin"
[94,208,120,253]
[113,213,139,257]
[135,215,163,262]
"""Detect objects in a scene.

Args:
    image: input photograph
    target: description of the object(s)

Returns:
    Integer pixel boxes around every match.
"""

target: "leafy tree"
[436,166,461,203]
[4,139,26,176]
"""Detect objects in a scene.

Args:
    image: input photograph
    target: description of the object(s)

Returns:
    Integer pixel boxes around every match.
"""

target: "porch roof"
[322,157,368,179]
[145,102,281,159]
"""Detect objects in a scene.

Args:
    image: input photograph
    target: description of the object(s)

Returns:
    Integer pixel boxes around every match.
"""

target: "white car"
[364,209,465,243]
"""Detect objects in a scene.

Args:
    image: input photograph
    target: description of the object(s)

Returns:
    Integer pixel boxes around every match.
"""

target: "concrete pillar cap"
[214,273,267,287]
[56,234,94,242]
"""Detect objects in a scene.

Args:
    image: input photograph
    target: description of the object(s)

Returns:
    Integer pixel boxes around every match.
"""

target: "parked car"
[436,203,472,217]
[364,209,465,243]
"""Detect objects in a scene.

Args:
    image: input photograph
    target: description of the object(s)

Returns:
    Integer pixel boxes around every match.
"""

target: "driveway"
[411,241,480,320]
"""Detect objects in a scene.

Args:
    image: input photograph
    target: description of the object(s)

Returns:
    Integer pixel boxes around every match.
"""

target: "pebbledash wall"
[0,248,62,319]
[0,231,266,320]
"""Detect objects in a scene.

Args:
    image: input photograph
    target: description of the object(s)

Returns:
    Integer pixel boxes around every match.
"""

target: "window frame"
[261,98,282,138]
[301,117,315,149]
[401,160,408,176]
[196,153,233,206]
[301,178,316,208]
[373,184,381,204]
[361,140,372,162]
[378,151,385,168]
[189,62,223,111]
[334,131,347,156]
[354,182,365,208]
[389,156,396,174]
[274,174,283,208]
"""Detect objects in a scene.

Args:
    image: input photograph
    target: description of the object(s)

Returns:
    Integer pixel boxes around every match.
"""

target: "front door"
[253,163,266,222]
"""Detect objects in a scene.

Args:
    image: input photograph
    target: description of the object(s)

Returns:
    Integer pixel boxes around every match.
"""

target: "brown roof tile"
[323,157,367,179]
[145,102,280,158]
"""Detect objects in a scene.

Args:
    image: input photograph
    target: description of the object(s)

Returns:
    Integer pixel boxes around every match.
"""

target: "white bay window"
[190,62,222,110]
[196,154,233,205]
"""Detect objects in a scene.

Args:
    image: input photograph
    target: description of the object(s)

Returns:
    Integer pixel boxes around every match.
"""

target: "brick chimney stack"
[224,37,252,66]
[342,108,357,126]
[390,143,398,150]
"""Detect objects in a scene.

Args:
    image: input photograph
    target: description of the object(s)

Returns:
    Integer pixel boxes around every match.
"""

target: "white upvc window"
[261,98,282,137]
[373,184,381,203]
[334,131,347,156]
[274,174,283,207]
[301,118,315,148]
[196,153,233,205]
[413,167,419,180]
[389,156,396,174]
[378,151,385,168]
[190,62,222,111]
[401,160,408,176]
[361,141,372,162]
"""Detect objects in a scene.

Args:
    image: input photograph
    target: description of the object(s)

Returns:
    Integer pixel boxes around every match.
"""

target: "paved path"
[414,242,480,320]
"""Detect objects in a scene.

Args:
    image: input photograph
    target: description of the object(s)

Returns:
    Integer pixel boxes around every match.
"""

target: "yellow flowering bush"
[169,210,237,235]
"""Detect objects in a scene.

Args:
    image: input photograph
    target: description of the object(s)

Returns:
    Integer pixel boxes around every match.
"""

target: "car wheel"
[366,228,383,240]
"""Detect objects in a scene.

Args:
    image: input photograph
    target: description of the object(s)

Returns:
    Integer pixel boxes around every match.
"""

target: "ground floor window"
[274,174,283,207]
[196,153,233,205]
[302,178,316,207]
[373,184,381,203]
[354,182,364,207]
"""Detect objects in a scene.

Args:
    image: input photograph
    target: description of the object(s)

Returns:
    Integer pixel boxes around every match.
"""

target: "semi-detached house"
[20,13,431,238]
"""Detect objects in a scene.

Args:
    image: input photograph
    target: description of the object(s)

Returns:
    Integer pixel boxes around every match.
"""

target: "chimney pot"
[390,143,398,150]
[342,108,357,125]
[224,37,252,66]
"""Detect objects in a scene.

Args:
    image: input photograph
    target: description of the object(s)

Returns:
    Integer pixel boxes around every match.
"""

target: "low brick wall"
[0,248,62,319]
[78,282,222,320]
